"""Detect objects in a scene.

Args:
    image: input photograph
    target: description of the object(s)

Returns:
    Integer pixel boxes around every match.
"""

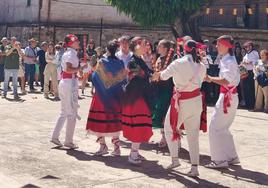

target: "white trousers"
[209,93,239,161]
[52,78,79,144]
[164,96,202,165]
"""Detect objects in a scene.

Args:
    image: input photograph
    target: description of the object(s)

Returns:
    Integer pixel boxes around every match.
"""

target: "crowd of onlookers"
[0,36,267,113]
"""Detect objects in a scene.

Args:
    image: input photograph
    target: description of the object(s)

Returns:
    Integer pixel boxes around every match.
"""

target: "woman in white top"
[254,49,268,113]
[242,41,259,110]
[44,42,59,100]
[205,35,240,168]
[152,40,206,177]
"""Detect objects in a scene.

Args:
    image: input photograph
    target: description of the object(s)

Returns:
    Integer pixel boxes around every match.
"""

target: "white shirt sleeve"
[199,63,207,81]
[221,60,238,84]
[160,60,178,80]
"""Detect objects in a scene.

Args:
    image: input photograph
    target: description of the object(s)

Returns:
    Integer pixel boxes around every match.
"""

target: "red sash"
[170,88,205,141]
[61,71,77,79]
[220,86,237,114]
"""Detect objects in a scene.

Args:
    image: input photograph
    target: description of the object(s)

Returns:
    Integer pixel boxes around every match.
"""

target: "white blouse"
[160,54,206,92]
[219,54,240,87]
[243,50,259,70]
[61,48,79,71]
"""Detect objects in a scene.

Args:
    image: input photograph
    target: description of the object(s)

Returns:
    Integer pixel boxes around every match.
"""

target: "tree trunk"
[171,18,184,38]
[171,17,201,41]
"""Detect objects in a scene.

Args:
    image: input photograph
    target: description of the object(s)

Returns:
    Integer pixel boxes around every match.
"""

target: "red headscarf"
[65,34,79,47]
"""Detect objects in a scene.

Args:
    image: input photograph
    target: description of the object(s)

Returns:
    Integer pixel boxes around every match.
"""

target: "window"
[27,0,31,7]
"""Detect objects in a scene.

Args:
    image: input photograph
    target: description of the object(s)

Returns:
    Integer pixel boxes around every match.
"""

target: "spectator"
[235,45,243,65]
[142,41,155,70]
[88,47,104,95]
[17,42,26,95]
[199,45,214,104]
[254,49,268,113]
[234,45,246,106]
[86,39,96,58]
[116,35,132,69]
[44,42,59,100]
[209,40,218,63]
[24,38,38,92]
[55,43,64,81]
[2,37,22,99]
[37,42,48,92]
[0,37,8,91]
[242,41,259,110]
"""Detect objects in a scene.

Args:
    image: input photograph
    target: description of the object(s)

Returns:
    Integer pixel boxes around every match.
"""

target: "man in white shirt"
[116,35,133,69]
[242,41,259,110]
[205,35,240,169]
[51,34,82,149]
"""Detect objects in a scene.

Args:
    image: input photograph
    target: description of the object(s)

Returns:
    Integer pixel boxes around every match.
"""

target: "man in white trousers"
[205,35,240,168]
[51,34,82,149]
[153,40,206,177]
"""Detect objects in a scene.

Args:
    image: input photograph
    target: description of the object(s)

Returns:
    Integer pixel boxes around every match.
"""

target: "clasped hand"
[151,72,161,82]
[204,74,212,83]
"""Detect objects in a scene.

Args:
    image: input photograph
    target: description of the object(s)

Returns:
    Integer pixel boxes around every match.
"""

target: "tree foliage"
[106,0,210,38]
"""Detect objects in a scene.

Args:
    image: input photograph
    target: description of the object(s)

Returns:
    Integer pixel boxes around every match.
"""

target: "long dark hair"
[106,40,118,58]
[184,40,201,63]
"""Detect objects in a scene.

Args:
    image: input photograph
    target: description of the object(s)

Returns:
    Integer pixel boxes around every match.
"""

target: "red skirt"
[122,97,153,143]
[86,94,122,137]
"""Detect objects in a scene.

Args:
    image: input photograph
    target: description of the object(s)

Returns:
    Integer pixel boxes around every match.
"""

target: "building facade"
[0,0,267,48]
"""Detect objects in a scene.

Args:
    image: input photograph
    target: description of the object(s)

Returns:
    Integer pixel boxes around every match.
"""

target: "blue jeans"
[25,64,35,90]
[0,64,4,82]
[3,69,19,95]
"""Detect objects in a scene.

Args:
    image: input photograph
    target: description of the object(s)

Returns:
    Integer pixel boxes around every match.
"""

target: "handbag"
[239,65,248,80]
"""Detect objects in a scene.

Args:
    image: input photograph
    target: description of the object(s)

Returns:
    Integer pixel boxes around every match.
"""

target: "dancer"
[122,37,153,164]
[152,40,206,177]
[86,41,127,156]
[152,39,174,148]
[205,35,240,168]
[51,34,82,149]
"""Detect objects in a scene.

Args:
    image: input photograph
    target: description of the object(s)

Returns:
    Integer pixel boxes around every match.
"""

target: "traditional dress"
[52,47,80,147]
[209,53,240,163]
[161,54,206,166]
[122,55,153,143]
[152,54,174,129]
[86,57,126,137]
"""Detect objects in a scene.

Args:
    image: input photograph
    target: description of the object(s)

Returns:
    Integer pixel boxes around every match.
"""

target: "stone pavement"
[0,88,267,188]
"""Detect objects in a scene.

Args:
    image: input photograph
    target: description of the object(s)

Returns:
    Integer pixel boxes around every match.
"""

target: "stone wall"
[1,25,174,48]
[200,27,268,50]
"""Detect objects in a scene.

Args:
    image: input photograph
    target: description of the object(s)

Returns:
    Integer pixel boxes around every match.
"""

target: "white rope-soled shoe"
[166,158,181,170]
[187,165,199,177]
[205,160,228,169]
[228,157,240,165]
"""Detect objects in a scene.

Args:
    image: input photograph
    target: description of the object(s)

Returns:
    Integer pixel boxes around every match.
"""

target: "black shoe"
[14,94,20,100]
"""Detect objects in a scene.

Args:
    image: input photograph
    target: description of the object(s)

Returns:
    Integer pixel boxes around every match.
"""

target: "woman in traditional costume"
[152,39,174,148]
[86,41,127,156]
[121,37,153,164]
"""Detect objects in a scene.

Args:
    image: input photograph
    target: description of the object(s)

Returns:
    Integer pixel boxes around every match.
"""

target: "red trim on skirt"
[122,97,153,142]
[86,94,122,134]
